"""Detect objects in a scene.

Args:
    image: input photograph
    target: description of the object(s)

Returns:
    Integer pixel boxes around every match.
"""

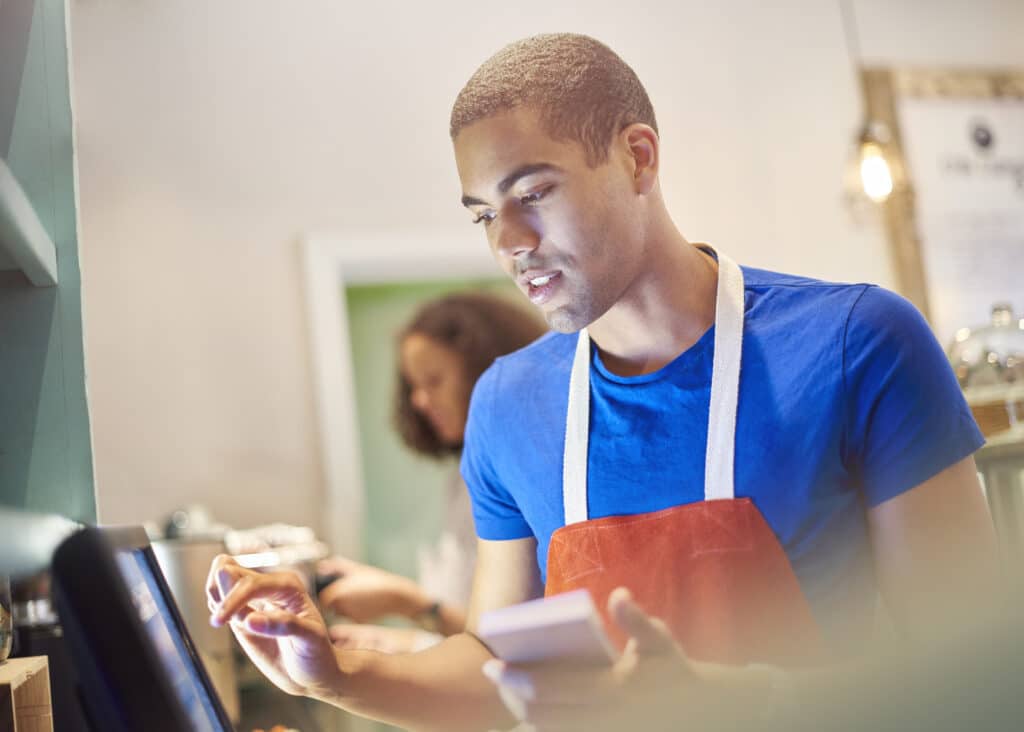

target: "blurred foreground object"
[768,609,1024,732]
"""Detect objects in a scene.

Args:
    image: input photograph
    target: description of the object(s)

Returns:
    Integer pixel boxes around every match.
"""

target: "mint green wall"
[0,0,96,521]
[345,279,517,578]
[347,279,518,732]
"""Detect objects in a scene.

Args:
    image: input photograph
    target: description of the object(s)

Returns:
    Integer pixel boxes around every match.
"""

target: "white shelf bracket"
[0,157,58,287]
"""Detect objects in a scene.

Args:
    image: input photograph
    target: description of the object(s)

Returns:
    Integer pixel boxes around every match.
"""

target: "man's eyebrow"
[461,194,488,208]
[460,163,562,208]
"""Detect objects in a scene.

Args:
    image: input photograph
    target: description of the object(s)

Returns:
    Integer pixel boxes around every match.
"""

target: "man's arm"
[465,535,545,631]
[867,454,1000,643]
[209,537,541,732]
[337,536,543,731]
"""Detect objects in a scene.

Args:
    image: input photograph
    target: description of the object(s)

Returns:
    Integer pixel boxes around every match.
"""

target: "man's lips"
[517,269,561,289]
[519,270,563,305]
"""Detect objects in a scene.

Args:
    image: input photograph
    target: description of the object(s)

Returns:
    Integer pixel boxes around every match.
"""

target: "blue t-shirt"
[460,266,984,655]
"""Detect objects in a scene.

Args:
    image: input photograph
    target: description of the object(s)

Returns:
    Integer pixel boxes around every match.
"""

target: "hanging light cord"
[838,0,865,98]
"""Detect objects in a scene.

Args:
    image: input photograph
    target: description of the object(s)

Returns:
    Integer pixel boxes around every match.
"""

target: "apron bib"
[544,250,824,666]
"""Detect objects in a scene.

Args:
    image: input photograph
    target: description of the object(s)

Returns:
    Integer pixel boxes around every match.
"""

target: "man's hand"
[206,555,345,703]
[328,623,435,654]
[317,556,431,623]
[480,587,701,730]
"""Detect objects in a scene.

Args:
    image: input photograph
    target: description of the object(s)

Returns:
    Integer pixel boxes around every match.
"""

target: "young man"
[207,34,997,731]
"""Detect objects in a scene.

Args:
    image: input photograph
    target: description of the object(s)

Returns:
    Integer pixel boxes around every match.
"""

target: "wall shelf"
[0,157,57,286]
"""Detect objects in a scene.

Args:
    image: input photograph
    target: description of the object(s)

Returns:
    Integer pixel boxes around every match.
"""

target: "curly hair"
[450,33,657,167]
[394,292,547,458]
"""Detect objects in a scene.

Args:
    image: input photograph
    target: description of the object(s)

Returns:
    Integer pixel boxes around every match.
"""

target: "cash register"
[51,525,235,731]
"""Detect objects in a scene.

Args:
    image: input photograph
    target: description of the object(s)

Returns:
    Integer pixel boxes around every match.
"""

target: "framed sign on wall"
[862,68,1024,347]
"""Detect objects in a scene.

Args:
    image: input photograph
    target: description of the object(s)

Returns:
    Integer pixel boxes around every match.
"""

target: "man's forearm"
[324,632,514,732]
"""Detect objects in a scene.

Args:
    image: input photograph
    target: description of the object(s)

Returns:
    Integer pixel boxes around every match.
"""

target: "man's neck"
[588,236,719,378]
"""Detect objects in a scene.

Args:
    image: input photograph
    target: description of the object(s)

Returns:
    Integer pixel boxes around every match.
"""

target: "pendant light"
[840,0,895,204]
[858,120,894,202]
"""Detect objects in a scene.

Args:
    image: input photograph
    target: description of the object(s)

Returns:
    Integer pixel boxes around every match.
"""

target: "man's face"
[453,107,644,332]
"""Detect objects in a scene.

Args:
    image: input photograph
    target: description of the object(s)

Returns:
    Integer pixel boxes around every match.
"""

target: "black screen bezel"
[52,525,234,732]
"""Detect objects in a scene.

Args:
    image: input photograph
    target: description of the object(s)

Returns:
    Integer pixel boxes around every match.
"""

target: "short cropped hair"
[394,292,547,458]
[450,33,658,167]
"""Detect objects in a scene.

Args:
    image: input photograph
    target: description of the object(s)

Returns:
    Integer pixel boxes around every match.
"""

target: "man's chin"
[544,306,588,334]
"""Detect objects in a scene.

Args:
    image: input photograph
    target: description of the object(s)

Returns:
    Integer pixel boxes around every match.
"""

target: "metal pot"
[151,538,240,723]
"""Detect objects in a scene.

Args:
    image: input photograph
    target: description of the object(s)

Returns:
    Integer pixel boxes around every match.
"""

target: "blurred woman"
[318,292,546,652]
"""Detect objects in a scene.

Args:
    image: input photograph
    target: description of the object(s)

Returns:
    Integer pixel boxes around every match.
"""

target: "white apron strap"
[562,327,593,525]
[703,251,745,501]
[562,249,746,525]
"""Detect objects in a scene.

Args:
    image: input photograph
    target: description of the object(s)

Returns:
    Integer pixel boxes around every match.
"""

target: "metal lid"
[948,303,1024,390]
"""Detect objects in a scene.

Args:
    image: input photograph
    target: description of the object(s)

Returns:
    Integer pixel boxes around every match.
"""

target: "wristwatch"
[415,601,443,634]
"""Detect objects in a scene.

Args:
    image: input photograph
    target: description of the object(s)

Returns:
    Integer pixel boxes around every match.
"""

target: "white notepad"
[477,589,618,665]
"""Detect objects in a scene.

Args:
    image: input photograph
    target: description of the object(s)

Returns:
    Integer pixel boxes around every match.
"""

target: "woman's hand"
[206,555,345,703]
[317,556,430,623]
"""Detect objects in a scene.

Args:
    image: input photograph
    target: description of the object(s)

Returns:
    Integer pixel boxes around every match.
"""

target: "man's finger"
[607,587,677,655]
[216,565,241,601]
[243,609,327,655]
[225,606,283,661]
[205,553,237,604]
[213,568,284,627]
[211,573,255,626]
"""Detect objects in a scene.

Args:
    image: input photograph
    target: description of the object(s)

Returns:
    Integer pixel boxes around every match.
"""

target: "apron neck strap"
[562,249,745,525]
[703,251,745,501]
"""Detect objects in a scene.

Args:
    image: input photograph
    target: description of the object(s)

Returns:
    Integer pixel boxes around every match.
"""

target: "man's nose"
[411,388,430,412]
[492,210,540,261]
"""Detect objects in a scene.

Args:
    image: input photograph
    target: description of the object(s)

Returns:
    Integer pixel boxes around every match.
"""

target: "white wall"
[70,0,1024,531]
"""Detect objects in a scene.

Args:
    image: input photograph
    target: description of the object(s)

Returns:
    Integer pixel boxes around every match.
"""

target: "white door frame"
[301,230,499,561]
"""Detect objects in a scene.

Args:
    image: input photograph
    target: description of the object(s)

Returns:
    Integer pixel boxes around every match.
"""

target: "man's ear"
[620,123,659,195]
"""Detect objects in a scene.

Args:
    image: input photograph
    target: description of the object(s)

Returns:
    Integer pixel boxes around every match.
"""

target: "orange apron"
[545,251,824,667]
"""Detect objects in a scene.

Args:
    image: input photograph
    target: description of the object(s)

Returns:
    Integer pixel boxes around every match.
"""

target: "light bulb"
[859,142,893,202]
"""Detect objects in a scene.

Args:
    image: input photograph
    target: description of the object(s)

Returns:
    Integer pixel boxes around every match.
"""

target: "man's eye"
[520,187,551,205]
[471,211,496,226]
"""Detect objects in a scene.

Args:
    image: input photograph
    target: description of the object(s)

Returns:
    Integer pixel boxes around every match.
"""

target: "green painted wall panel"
[346,278,517,732]
[346,278,516,578]
[0,0,95,522]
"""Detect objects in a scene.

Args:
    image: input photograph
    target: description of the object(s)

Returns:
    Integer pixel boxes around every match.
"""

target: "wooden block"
[0,657,53,732]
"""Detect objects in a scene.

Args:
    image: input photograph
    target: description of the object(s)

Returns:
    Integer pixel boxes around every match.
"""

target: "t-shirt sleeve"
[460,362,534,540]
[843,286,985,507]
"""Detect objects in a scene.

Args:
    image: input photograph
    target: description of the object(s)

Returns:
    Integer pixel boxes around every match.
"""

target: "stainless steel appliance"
[151,538,241,723]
